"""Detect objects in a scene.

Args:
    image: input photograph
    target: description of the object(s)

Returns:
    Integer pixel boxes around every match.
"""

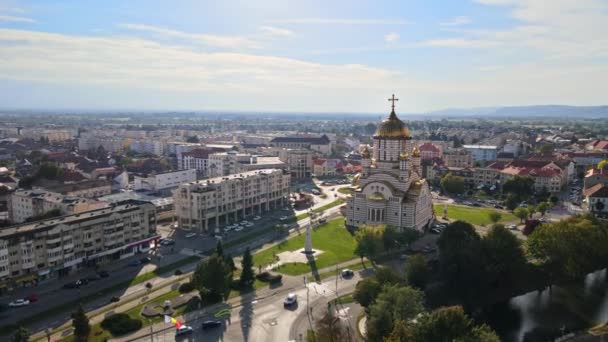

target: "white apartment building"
[0,201,157,289]
[9,190,108,224]
[129,139,164,156]
[174,169,290,233]
[279,149,314,179]
[134,169,197,192]
[78,133,125,153]
[463,145,499,162]
[207,151,285,178]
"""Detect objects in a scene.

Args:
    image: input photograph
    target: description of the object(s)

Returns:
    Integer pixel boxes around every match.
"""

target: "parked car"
[509,224,518,230]
[8,299,30,307]
[279,216,288,221]
[319,217,327,223]
[253,216,261,221]
[97,270,110,278]
[341,269,354,278]
[185,232,197,238]
[175,325,194,336]
[128,260,141,267]
[140,257,152,264]
[493,204,504,209]
[161,239,175,246]
[201,320,223,330]
[284,293,297,307]
[214,235,223,241]
[430,228,441,234]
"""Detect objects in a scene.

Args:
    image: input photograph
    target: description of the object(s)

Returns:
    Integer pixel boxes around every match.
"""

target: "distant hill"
[426,105,608,118]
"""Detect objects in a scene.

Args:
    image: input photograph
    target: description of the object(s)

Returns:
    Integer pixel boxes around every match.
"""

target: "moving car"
[319,217,327,223]
[279,216,288,221]
[201,320,222,330]
[509,224,518,230]
[8,299,30,307]
[284,293,297,307]
[253,216,261,221]
[185,232,197,238]
[175,325,194,336]
[140,256,152,264]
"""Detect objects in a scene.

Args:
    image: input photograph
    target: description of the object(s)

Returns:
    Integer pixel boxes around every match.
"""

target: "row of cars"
[63,270,110,289]
[430,222,447,234]
[224,218,259,233]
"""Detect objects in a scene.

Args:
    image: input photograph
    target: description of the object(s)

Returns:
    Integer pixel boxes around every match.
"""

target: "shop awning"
[15,274,37,283]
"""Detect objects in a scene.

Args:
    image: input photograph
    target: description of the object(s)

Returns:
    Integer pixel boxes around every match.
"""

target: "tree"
[527,216,608,282]
[191,254,233,303]
[440,173,465,194]
[537,202,550,216]
[504,193,519,211]
[405,254,430,289]
[215,240,224,257]
[488,211,502,224]
[594,200,605,213]
[375,266,403,285]
[540,144,554,154]
[186,135,199,143]
[502,175,535,198]
[437,221,485,303]
[481,225,526,289]
[309,311,349,342]
[411,306,500,342]
[513,207,528,223]
[385,320,412,342]
[598,160,608,170]
[527,205,537,218]
[72,305,90,342]
[353,277,381,308]
[239,247,255,289]
[11,326,30,342]
[366,285,425,342]
[354,225,384,262]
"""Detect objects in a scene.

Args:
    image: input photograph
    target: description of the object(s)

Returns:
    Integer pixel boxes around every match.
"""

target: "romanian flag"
[164,315,182,329]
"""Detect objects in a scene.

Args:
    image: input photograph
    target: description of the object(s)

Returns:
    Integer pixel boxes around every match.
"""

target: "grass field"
[338,187,354,195]
[433,204,517,226]
[252,217,357,276]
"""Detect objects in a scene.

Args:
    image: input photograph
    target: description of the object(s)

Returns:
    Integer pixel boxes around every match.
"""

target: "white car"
[245,223,254,227]
[185,232,197,238]
[509,224,518,230]
[279,216,288,221]
[284,293,297,306]
[234,227,244,232]
[253,216,261,221]
[9,299,30,307]
[214,235,223,240]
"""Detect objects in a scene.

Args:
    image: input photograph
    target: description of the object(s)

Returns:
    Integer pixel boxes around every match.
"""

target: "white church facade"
[345,96,434,232]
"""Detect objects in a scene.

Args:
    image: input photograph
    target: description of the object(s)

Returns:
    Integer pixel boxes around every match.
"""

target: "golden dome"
[361,146,371,158]
[374,111,411,139]
[399,152,409,161]
[412,146,420,157]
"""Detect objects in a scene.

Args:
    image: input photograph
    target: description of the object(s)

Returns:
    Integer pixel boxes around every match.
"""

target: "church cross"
[388,94,399,112]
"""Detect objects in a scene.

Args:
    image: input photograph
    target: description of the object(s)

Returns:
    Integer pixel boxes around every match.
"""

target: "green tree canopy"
[405,254,430,289]
[482,224,526,289]
[488,211,502,224]
[504,193,519,211]
[72,305,91,342]
[366,285,425,342]
[354,225,385,262]
[411,306,500,342]
[440,173,465,194]
[239,247,255,289]
[598,160,608,170]
[513,207,529,223]
[353,277,381,308]
[502,175,535,199]
[11,326,30,342]
[537,202,550,216]
[191,253,233,303]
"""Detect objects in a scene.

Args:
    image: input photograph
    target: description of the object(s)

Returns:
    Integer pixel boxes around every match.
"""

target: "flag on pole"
[164,315,182,328]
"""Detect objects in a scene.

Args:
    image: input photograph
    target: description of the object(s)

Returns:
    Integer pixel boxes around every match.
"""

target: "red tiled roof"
[586,168,608,177]
[419,142,441,153]
[588,140,608,150]
[584,183,608,198]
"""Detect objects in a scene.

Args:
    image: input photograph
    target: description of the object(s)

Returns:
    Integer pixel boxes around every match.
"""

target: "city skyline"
[0,0,607,112]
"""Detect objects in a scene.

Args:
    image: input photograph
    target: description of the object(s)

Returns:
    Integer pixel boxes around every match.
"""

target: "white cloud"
[259,26,294,38]
[440,16,470,26]
[0,14,35,23]
[384,32,400,43]
[119,23,260,49]
[269,18,408,25]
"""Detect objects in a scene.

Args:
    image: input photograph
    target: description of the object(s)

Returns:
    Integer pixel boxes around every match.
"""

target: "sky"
[0,0,607,113]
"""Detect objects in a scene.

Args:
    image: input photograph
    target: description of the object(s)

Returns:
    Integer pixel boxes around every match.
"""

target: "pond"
[481,269,608,342]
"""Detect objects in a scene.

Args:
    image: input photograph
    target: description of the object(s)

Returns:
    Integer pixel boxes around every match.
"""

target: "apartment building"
[279,149,314,179]
[9,189,107,223]
[129,139,164,156]
[270,135,333,155]
[418,142,443,160]
[134,169,197,192]
[174,169,290,233]
[442,148,473,168]
[0,201,157,289]
[463,145,499,162]
[207,152,285,178]
[45,179,112,199]
[78,133,125,153]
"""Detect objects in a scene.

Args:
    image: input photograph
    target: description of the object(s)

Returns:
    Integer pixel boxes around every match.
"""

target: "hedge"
[101,313,142,336]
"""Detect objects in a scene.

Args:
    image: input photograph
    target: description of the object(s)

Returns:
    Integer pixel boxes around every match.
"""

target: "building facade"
[270,135,333,155]
[442,148,473,168]
[174,169,290,233]
[9,190,107,223]
[134,169,197,192]
[0,201,157,289]
[463,145,498,162]
[345,106,433,232]
[279,149,314,180]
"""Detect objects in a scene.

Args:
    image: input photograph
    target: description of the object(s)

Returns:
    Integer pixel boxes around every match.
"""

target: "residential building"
[270,135,333,155]
[463,145,499,162]
[584,168,608,189]
[442,148,473,168]
[207,152,285,178]
[345,107,433,233]
[312,158,342,177]
[0,200,157,288]
[45,179,112,199]
[279,149,314,179]
[134,169,197,192]
[8,189,107,223]
[174,169,290,233]
[181,148,215,176]
[586,140,608,152]
[129,139,164,156]
[584,184,608,214]
[418,142,442,160]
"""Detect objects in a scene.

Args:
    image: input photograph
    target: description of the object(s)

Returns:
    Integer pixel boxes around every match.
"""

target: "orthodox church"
[345,96,433,232]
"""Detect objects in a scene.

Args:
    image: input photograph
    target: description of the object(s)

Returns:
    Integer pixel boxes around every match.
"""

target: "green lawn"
[253,217,357,275]
[433,204,517,226]
[338,187,354,195]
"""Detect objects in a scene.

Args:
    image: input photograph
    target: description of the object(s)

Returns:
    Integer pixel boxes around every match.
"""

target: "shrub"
[110,296,120,303]
[174,269,183,276]
[178,282,195,293]
[101,313,142,336]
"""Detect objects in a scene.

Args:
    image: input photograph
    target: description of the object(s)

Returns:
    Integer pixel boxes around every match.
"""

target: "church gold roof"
[374,111,411,139]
